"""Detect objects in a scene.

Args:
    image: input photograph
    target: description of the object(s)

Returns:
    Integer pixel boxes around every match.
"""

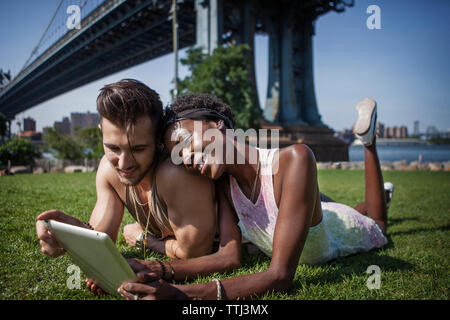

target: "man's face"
[101,116,156,186]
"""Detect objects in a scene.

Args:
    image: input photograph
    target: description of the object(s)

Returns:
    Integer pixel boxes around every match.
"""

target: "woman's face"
[164,119,228,180]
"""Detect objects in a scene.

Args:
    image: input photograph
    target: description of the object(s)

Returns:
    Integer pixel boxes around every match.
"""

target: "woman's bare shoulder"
[276,144,316,174]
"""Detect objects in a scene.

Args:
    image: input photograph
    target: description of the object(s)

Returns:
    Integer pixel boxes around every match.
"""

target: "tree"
[43,125,104,160]
[74,127,103,159]
[0,137,41,167]
[177,44,260,130]
[0,112,7,142]
[43,125,84,160]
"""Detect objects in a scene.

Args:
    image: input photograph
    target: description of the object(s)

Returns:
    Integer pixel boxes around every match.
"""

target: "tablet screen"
[45,220,137,295]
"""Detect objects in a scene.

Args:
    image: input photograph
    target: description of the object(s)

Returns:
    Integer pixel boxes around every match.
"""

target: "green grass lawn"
[0,170,448,300]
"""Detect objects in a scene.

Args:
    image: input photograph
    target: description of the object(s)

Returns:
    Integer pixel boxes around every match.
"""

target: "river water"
[349,144,450,162]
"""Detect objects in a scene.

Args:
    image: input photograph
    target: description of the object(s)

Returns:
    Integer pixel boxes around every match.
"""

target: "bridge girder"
[0,0,353,126]
[0,0,196,119]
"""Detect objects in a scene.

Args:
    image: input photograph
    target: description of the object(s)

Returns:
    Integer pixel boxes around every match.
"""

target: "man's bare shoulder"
[156,158,209,184]
[155,158,213,198]
[96,156,124,194]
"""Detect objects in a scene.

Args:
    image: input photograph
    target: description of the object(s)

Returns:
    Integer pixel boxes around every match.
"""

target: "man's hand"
[36,209,86,258]
[85,278,105,296]
[123,222,143,247]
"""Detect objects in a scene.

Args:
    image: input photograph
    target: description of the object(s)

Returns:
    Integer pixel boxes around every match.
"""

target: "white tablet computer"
[44,219,137,295]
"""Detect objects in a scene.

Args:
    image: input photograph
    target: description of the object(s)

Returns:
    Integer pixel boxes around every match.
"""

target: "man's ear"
[98,123,102,131]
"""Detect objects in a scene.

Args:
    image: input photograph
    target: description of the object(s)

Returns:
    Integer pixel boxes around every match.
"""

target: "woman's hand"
[120,259,187,299]
[123,222,143,247]
[118,278,185,300]
[126,258,164,282]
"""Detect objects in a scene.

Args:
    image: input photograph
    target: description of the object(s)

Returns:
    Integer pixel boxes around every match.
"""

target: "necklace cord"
[130,185,152,259]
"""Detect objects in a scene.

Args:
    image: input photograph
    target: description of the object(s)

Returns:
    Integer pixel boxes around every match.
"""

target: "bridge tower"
[195,0,353,161]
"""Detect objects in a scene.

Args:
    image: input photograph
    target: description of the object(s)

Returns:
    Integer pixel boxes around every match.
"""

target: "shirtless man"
[35,79,217,294]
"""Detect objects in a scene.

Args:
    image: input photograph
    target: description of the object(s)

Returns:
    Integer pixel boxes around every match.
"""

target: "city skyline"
[22,112,447,140]
[14,105,446,136]
[1,0,450,135]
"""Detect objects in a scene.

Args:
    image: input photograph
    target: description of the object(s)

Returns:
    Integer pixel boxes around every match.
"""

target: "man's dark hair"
[165,93,235,130]
[96,79,163,132]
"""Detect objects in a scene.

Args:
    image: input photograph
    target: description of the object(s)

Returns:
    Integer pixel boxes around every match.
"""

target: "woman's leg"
[320,192,335,203]
[360,143,387,233]
[353,201,367,215]
[352,98,388,234]
[354,184,391,216]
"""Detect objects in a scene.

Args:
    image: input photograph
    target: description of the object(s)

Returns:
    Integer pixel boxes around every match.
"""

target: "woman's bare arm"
[176,145,319,299]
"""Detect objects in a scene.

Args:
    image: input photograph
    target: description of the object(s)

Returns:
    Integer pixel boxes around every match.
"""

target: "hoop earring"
[217,120,225,130]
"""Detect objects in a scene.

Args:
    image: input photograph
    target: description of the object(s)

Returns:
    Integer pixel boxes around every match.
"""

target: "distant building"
[18,130,43,146]
[377,121,385,138]
[399,126,408,138]
[61,117,71,135]
[382,125,408,139]
[23,117,36,132]
[52,111,100,136]
[54,117,71,135]
[413,121,420,137]
[335,129,354,144]
[70,111,100,135]
[393,126,400,139]
[386,127,394,138]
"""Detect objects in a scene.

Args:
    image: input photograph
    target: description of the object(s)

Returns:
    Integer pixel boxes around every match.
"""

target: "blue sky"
[1,0,449,134]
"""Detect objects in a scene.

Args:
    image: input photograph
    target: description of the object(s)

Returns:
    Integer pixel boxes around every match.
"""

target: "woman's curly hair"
[162,93,235,136]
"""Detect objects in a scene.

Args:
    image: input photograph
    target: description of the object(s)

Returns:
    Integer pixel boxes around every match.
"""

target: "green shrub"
[0,137,41,167]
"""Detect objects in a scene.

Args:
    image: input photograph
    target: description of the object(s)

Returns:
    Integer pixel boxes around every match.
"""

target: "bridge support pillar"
[196,0,261,113]
[264,14,322,126]
[260,6,348,161]
[195,0,222,54]
[195,0,348,161]
[7,119,11,139]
